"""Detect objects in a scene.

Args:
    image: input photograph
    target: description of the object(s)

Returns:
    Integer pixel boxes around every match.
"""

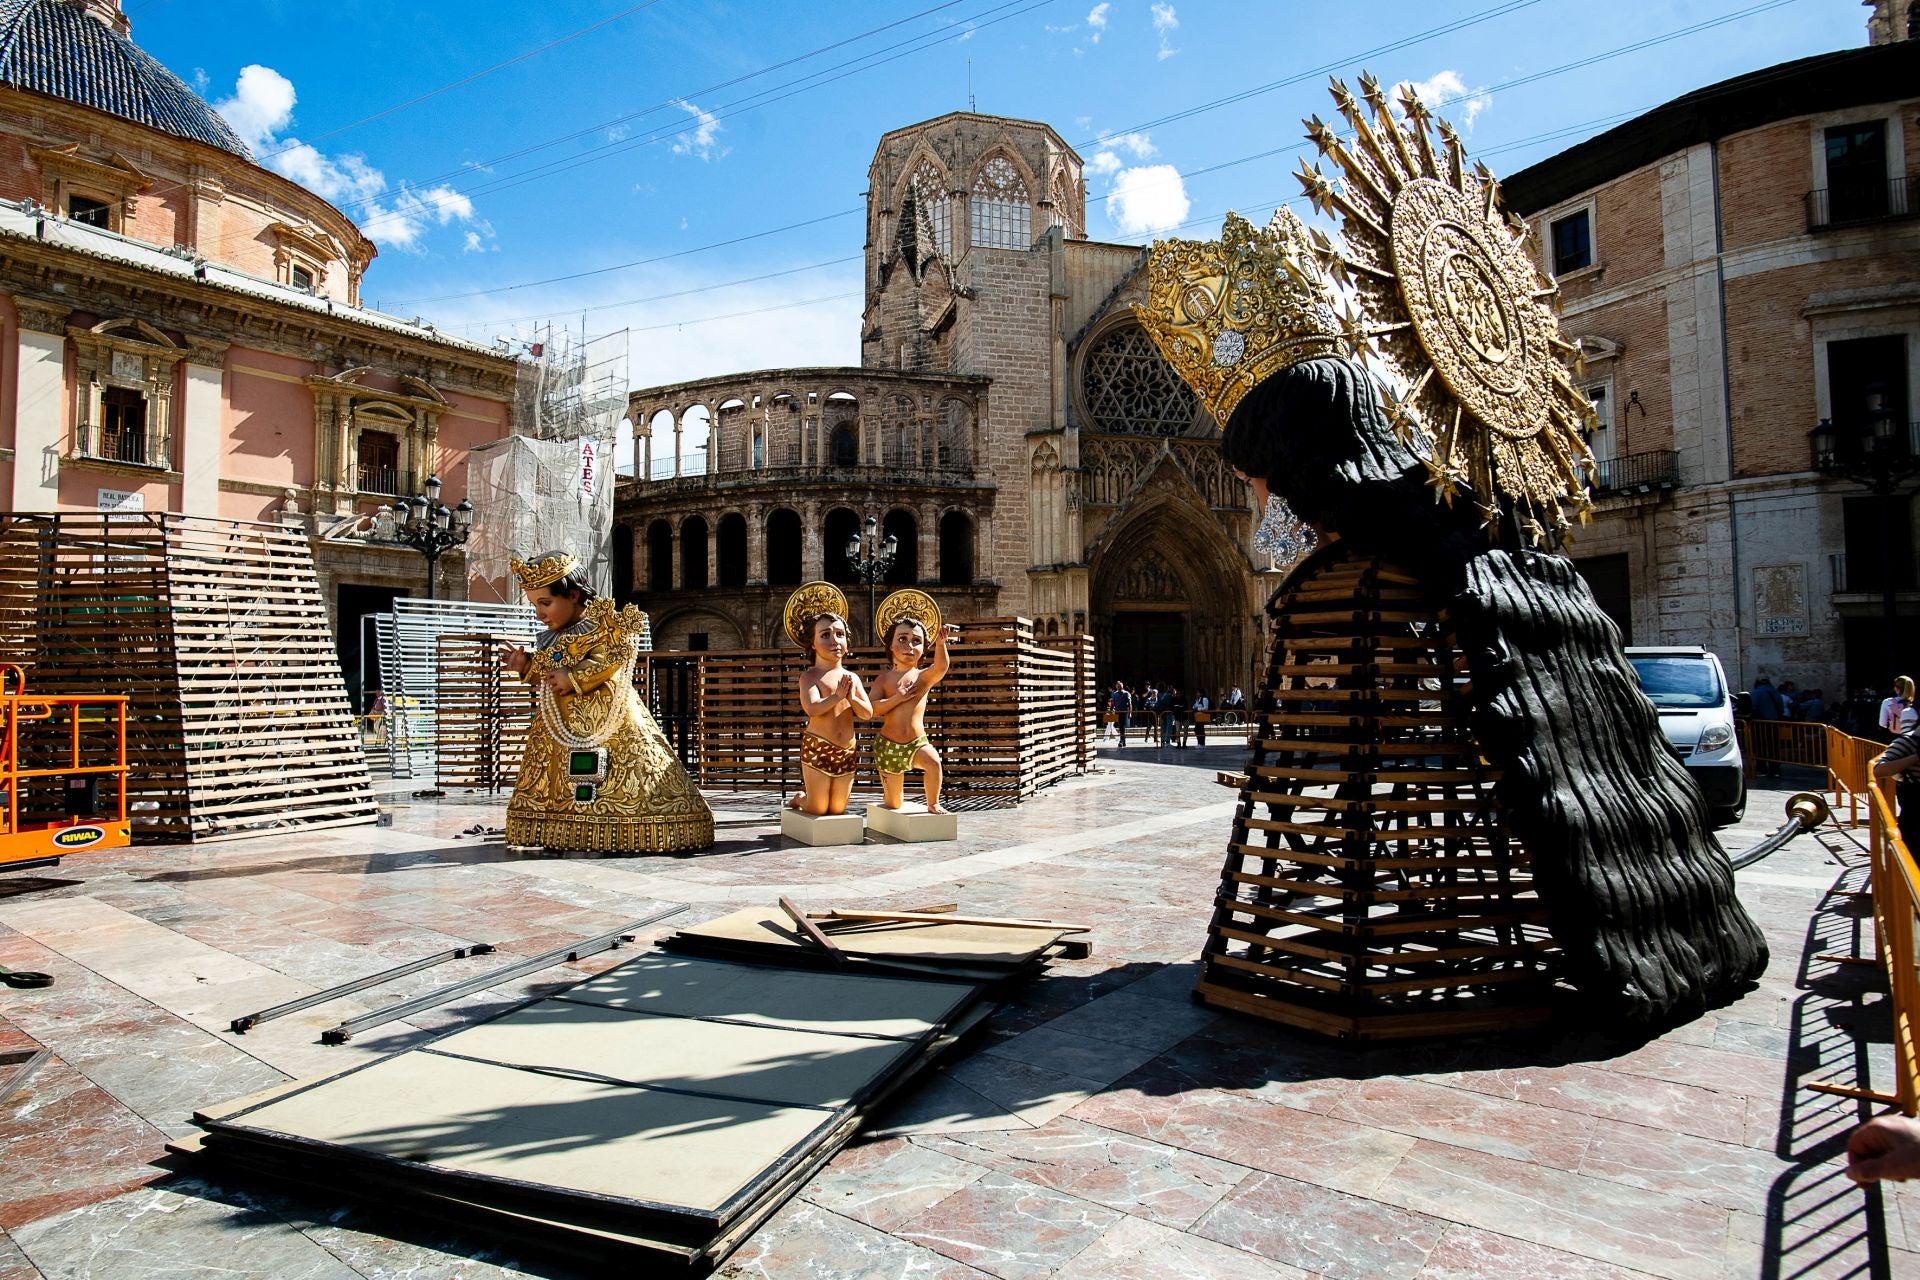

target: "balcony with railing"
[1589,449,1679,496]
[1806,176,1920,231]
[72,421,168,469]
[357,463,400,495]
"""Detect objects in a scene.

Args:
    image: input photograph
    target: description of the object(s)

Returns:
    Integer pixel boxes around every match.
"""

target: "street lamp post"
[844,513,899,644]
[1810,390,1920,682]
[381,474,475,600]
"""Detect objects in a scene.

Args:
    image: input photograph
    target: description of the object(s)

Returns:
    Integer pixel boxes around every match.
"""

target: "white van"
[1624,646,1746,824]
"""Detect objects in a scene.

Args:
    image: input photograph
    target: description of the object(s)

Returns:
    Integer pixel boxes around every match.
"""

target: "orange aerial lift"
[0,665,130,870]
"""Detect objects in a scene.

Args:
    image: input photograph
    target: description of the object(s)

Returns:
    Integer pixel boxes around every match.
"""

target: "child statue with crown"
[500,549,713,854]
[1134,76,1767,1030]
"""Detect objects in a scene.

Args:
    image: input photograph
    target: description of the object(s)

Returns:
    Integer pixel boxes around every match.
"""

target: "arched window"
[681,516,710,590]
[971,154,1031,249]
[832,423,860,466]
[910,159,950,257]
[883,509,918,585]
[1081,322,1202,436]
[824,508,862,585]
[679,405,712,477]
[716,513,747,588]
[1048,166,1080,238]
[766,508,802,585]
[646,520,672,592]
[938,511,974,585]
[648,409,676,478]
[937,399,972,469]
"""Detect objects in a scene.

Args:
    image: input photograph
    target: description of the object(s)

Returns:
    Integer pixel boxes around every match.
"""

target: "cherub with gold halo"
[782,583,872,816]
[867,590,956,815]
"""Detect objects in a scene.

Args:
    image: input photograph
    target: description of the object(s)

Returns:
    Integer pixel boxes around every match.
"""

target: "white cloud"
[670,100,727,161]
[214,64,296,152]
[1109,164,1190,234]
[1150,3,1178,59]
[1086,151,1123,176]
[1395,70,1492,132]
[1100,131,1157,159]
[213,65,487,254]
[1087,2,1110,41]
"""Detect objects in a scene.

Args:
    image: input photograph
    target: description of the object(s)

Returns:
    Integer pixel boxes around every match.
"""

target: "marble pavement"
[0,744,1910,1279]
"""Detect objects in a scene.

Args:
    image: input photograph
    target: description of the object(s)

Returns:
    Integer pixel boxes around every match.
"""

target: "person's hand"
[1847,1114,1920,1184]
[837,673,854,700]
[897,669,919,696]
[545,671,572,696]
[499,644,528,675]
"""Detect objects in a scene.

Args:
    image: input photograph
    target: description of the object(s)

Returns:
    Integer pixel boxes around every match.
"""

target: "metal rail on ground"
[319,905,686,1044]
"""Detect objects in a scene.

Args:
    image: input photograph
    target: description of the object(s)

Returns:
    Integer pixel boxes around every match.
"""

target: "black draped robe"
[1224,356,1768,1027]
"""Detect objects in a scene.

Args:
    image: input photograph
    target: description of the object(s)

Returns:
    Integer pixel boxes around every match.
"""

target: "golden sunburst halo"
[1297,72,1596,541]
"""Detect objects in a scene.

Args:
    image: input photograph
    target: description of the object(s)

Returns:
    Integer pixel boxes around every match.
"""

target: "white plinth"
[780,809,866,847]
[865,805,957,842]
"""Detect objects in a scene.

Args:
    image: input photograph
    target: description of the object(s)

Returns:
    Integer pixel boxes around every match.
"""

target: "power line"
[533,103,1665,345]
[191,0,1031,264]
[351,0,1061,232]
[419,0,1797,320]
[258,2,673,159]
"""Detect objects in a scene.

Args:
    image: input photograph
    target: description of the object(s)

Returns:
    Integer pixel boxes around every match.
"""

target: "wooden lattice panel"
[1194,551,1559,1040]
[618,619,1095,800]
[434,633,533,792]
[0,512,376,842]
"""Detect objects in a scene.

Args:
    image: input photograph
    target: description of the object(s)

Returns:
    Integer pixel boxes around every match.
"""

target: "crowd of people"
[1747,674,1920,741]
[1102,679,1246,748]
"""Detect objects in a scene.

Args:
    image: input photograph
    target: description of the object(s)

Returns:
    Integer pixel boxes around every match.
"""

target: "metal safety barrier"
[1808,782,1920,1117]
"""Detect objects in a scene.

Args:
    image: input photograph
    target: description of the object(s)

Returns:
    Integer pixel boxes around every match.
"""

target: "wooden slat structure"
[673,618,1094,801]
[582,617,1089,801]
[0,512,376,842]
[1194,552,1559,1040]
[434,633,533,793]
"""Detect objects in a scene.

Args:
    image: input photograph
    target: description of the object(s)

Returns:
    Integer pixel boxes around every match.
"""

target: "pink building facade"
[0,0,522,700]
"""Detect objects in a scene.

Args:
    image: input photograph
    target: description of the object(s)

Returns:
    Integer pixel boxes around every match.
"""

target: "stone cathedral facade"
[616,112,1278,698]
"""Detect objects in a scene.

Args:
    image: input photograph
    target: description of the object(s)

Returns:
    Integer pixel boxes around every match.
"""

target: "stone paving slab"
[0,752,1907,1278]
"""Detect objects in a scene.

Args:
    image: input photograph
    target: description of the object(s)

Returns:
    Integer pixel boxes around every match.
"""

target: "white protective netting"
[466,434,615,602]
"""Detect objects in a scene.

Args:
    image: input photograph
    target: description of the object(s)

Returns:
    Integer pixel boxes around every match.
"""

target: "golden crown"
[1133,208,1351,426]
[510,550,579,591]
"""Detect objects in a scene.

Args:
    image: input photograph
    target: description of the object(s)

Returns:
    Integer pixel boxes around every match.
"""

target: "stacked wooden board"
[189,912,1082,1270]
[433,633,534,792]
[1193,551,1560,1040]
[634,618,1096,802]
[0,513,375,842]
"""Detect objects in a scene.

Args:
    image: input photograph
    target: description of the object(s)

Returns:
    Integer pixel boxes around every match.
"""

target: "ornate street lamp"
[380,473,475,600]
[845,513,899,643]
[1810,388,1920,679]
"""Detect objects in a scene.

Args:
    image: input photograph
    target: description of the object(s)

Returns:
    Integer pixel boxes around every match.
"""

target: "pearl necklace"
[536,666,627,750]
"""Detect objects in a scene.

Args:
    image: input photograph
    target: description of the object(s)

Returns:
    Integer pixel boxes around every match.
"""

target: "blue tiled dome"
[0,0,251,159]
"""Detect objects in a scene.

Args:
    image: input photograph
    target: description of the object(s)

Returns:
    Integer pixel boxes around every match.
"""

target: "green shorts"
[874,733,929,776]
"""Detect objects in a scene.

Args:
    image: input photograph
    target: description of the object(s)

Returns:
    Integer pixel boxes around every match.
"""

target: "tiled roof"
[0,0,251,159]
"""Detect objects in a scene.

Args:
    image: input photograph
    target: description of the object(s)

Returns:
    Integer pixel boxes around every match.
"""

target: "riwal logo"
[52,825,106,849]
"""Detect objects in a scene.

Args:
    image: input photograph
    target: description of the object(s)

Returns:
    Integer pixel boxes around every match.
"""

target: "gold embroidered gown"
[506,598,713,853]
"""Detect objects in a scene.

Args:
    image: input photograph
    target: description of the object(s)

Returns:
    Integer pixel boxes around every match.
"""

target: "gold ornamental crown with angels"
[1135,72,1596,542]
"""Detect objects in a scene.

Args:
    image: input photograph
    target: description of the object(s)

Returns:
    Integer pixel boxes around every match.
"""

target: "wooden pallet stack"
[1193,550,1560,1040]
[0,512,376,842]
[433,633,533,792]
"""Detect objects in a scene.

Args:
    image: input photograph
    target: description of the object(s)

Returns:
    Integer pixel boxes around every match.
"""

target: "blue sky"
[132,0,1860,389]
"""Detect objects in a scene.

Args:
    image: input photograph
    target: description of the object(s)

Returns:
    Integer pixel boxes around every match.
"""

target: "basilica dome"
[0,0,250,158]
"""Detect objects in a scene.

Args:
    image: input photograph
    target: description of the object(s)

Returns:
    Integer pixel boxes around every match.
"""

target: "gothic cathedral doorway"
[1109,609,1186,688]
[1089,494,1255,704]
